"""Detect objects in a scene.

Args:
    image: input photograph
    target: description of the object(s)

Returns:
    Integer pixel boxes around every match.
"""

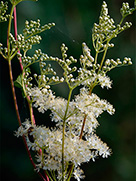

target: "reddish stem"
[23,134,47,181]
[13,6,36,125]
[79,114,87,139]
[44,170,50,181]
[13,6,49,181]
[13,7,23,71]
[79,89,92,139]
[14,7,36,125]
[8,60,22,127]
[8,59,46,181]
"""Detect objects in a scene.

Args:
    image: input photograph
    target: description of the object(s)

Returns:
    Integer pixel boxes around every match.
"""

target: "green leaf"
[14,74,26,97]
[14,74,22,88]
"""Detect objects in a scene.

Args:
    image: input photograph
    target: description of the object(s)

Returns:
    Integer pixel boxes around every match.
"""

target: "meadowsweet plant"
[0,0,135,180]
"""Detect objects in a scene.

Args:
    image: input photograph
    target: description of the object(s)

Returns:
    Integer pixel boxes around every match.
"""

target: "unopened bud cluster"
[0,18,55,60]
[18,20,55,52]
[92,1,116,52]
[23,19,55,38]
[0,43,8,58]
[120,2,132,17]
[102,57,132,72]
[92,1,133,53]
[0,1,10,22]
[50,44,78,86]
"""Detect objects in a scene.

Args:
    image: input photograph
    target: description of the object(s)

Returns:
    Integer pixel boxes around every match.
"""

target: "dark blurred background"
[0,0,135,180]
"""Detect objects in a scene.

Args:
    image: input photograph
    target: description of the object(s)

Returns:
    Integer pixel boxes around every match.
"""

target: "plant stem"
[13,6,23,71]
[7,5,15,58]
[44,170,50,181]
[94,51,98,65]
[46,171,54,181]
[62,88,73,181]
[7,5,21,126]
[28,100,36,126]
[99,43,109,71]
[79,87,92,139]
[67,86,94,181]
[79,114,87,139]
[79,41,107,140]
[66,164,74,181]
[13,5,48,179]
[13,6,36,125]
[23,134,47,181]
[7,5,47,181]
[8,55,46,181]
[8,60,22,126]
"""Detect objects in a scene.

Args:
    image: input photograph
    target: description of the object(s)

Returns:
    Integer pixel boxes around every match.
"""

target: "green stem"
[119,17,124,26]
[66,164,74,181]
[21,71,35,125]
[7,5,21,125]
[94,51,98,65]
[99,43,109,71]
[29,102,35,126]
[24,28,47,40]
[0,52,7,60]
[8,59,22,126]
[7,5,15,58]
[50,171,57,181]
[46,171,54,181]
[62,88,73,181]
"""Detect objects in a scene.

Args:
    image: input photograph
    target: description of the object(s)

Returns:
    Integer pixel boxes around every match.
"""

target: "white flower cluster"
[28,86,114,119]
[75,87,115,116]
[97,74,112,89]
[15,85,114,180]
[74,43,112,89]
[15,117,112,180]
[28,86,55,113]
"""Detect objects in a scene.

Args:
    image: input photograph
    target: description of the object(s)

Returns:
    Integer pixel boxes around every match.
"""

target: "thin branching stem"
[62,88,73,181]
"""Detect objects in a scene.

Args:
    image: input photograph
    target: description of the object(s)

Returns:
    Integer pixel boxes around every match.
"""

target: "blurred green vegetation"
[0,0,135,180]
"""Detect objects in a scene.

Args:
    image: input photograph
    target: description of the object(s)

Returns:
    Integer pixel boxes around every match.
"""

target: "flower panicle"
[4,1,134,181]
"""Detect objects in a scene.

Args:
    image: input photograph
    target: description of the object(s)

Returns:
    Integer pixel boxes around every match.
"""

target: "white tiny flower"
[73,167,85,181]
[98,74,112,89]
